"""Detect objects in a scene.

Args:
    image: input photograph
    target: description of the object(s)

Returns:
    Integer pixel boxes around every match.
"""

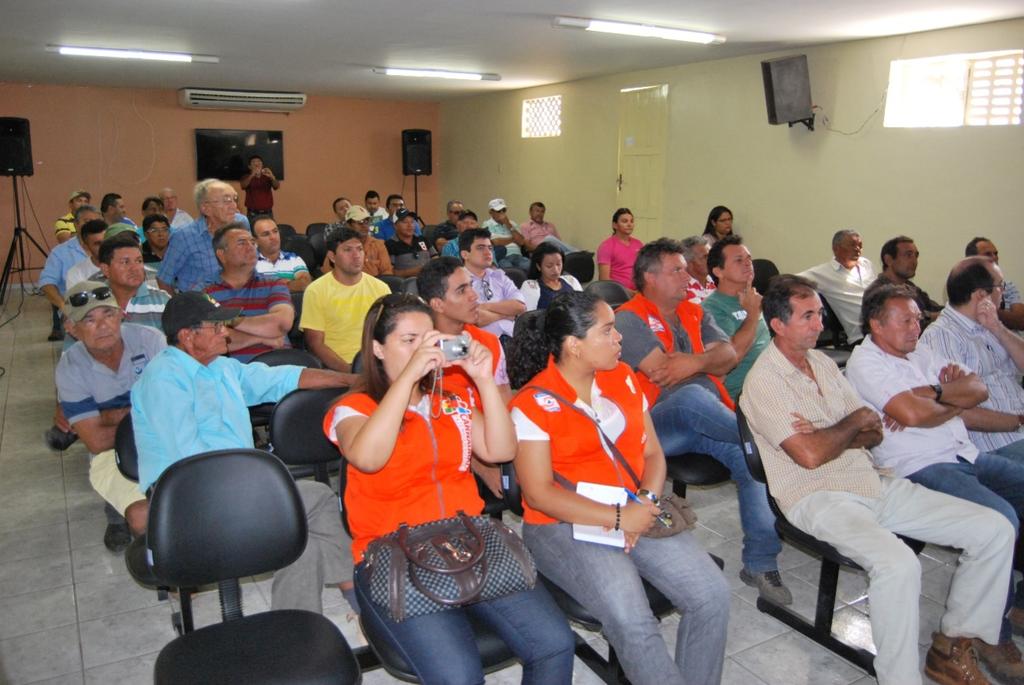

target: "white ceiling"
[2,0,1023,100]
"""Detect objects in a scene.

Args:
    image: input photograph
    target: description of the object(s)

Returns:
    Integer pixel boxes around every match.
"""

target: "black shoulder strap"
[524,385,641,489]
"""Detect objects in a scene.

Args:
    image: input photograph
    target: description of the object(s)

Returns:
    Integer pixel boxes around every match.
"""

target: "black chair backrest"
[584,280,631,308]
[114,414,139,482]
[563,250,595,284]
[308,231,327,269]
[378,274,405,294]
[249,347,323,369]
[288,291,304,349]
[306,222,328,238]
[283,235,319,277]
[735,404,767,484]
[148,449,307,586]
[269,388,344,468]
[817,295,849,348]
[351,351,364,374]
[403,277,418,296]
[276,223,297,240]
[752,258,779,295]
[502,267,527,288]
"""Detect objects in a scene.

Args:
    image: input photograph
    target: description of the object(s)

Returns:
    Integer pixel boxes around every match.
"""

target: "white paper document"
[573,481,627,548]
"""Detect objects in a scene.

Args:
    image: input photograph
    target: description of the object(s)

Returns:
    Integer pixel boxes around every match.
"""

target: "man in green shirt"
[702,234,771,400]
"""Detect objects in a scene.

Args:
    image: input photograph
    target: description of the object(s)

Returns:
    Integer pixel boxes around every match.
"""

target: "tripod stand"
[0,176,48,305]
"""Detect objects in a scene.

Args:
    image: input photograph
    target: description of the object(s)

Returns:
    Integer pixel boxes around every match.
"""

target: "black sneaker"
[103,523,131,553]
[43,426,78,451]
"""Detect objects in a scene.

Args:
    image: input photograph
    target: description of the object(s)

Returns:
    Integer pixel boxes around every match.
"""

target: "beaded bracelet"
[614,503,621,531]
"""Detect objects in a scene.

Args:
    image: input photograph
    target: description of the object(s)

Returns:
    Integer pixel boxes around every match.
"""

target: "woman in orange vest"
[508,291,730,685]
[325,293,573,684]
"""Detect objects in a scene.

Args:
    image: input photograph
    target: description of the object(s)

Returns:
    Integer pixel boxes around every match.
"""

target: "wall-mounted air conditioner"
[178,88,307,112]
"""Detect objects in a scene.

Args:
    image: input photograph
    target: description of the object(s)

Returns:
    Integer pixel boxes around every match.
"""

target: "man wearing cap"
[55,190,91,244]
[482,199,530,270]
[158,187,193,230]
[433,199,464,252]
[157,179,250,293]
[40,205,103,342]
[302,226,390,372]
[56,280,164,551]
[340,206,391,277]
[253,217,311,292]
[131,291,354,613]
[386,208,434,277]
[204,223,294,362]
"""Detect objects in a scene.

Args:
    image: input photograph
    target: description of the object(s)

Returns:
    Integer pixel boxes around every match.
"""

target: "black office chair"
[306,222,329,238]
[403,277,418,296]
[752,258,779,295]
[288,290,305,350]
[664,452,732,498]
[736,404,924,676]
[309,232,327,272]
[283,234,319,278]
[268,387,344,486]
[584,280,631,308]
[816,295,853,367]
[562,250,595,285]
[378,274,405,294]
[148,449,360,685]
[247,348,323,430]
[276,223,298,240]
[333,453,518,681]
[502,267,527,288]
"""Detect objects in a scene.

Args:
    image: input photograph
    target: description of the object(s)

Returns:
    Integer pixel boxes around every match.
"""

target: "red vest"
[616,293,734,410]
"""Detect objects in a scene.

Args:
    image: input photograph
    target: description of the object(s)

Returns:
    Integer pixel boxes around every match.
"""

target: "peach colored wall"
[0,83,440,275]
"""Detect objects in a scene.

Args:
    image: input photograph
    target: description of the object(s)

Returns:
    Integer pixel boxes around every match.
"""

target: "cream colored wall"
[440,18,1024,299]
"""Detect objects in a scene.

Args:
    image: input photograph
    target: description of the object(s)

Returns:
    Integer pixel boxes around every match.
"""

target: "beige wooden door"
[617,85,669,243]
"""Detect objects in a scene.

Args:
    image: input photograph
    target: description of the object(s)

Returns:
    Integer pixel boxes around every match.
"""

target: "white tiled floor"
[0,292,1006,684]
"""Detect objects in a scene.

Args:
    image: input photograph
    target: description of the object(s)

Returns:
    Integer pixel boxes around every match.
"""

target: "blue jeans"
[498,254,531,270]
[651,383,782,572]
[354,562,574,685]
[993,438,1024,463]
[908,452,1024,643]
[524,522,729,685]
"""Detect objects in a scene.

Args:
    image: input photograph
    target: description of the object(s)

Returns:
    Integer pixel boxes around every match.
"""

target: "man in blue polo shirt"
[56,280,164,551]
[131,292,353,612]
[39,205,102,341]
[157,179,249,293]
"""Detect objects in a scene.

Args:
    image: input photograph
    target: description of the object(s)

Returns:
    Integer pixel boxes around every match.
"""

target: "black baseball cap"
[162,292,240,339]
[395,208,415,222]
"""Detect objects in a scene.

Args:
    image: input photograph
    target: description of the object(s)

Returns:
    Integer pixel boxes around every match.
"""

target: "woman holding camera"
[508,291,730,685]
[325,293,573,684]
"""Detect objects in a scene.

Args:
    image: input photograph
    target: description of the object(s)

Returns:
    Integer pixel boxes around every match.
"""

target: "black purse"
[525,386,697,538]
[364,511,537,622]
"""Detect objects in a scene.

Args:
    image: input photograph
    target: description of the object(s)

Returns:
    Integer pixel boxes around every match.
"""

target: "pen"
[624,489,643,504]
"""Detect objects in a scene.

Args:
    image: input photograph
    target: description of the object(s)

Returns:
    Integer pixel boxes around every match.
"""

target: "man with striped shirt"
[253,216,311,292]
[204,222,293,362]
[741,274,1013,685]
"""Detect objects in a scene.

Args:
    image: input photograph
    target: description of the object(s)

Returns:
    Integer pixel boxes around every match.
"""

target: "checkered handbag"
[364,511,537,622]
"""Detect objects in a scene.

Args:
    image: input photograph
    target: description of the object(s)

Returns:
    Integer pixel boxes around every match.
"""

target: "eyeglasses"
[190,322,226,333]
[206,196,238,206]
[145,227,170,235]
[67,286,113,308]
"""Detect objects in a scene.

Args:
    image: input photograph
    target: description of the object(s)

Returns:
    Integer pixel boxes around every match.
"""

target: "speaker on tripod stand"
[0,117,50,306]
[401,129,431,217]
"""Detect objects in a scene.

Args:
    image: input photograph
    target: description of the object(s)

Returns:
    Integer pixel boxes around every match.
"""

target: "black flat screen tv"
[194,129,285,181]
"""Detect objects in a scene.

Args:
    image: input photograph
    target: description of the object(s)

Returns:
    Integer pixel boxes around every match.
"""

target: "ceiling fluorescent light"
[554,16,725,45]
[48,45,218,63]
[373,67,500,81]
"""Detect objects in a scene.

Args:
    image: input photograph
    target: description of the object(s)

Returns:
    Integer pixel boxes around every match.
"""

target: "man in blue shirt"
[39,204,102,341]
[156,179,249,293]
[131,292,353,612]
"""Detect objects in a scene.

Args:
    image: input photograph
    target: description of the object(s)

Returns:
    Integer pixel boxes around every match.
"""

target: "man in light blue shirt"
[131,291,353,612]
[39,204,101,341]
[156,179,249,293]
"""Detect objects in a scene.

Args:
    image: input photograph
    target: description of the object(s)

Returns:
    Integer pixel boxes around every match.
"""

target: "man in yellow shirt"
[54,190,91,243]
[300,226,390,372]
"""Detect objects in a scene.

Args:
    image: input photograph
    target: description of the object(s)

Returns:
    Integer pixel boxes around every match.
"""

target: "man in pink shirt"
[518,201,578,254]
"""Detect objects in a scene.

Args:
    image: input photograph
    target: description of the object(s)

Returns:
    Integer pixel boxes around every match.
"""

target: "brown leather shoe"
[925,633,989,685]
[974,639,1024,685]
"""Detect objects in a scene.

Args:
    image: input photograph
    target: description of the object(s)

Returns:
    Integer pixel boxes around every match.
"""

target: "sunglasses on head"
[68,286,113,308]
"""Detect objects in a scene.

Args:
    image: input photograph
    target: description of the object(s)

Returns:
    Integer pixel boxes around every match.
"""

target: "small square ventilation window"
[522,95,562,138]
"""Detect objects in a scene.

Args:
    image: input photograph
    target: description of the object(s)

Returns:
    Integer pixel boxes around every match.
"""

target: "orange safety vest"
[616,293,734,410]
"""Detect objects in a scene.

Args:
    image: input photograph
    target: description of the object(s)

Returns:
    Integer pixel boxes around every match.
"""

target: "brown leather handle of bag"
[398,511,485,574]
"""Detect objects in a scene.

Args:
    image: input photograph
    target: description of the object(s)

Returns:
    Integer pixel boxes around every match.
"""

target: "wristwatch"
[931,384,943,403]
[636,489,659,504]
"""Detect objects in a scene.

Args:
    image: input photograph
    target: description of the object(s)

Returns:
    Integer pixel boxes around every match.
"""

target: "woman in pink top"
[596,208,643,291]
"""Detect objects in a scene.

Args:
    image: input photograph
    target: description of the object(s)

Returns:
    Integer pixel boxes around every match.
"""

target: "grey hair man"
[797,229,876,342]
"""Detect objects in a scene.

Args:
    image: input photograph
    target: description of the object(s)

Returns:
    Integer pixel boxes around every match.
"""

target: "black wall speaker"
[761,55,813,126]
[0,117,33,177]
[401,129,432,176]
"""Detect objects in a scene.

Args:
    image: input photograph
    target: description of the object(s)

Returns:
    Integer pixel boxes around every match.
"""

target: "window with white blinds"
[883,50,1022,128]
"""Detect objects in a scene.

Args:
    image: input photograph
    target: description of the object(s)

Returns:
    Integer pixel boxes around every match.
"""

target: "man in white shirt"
[253,216,311,292]
[158,187,193,229]
[845,282,1024,680]
[799,229,876,342]
[64,220,112,290]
